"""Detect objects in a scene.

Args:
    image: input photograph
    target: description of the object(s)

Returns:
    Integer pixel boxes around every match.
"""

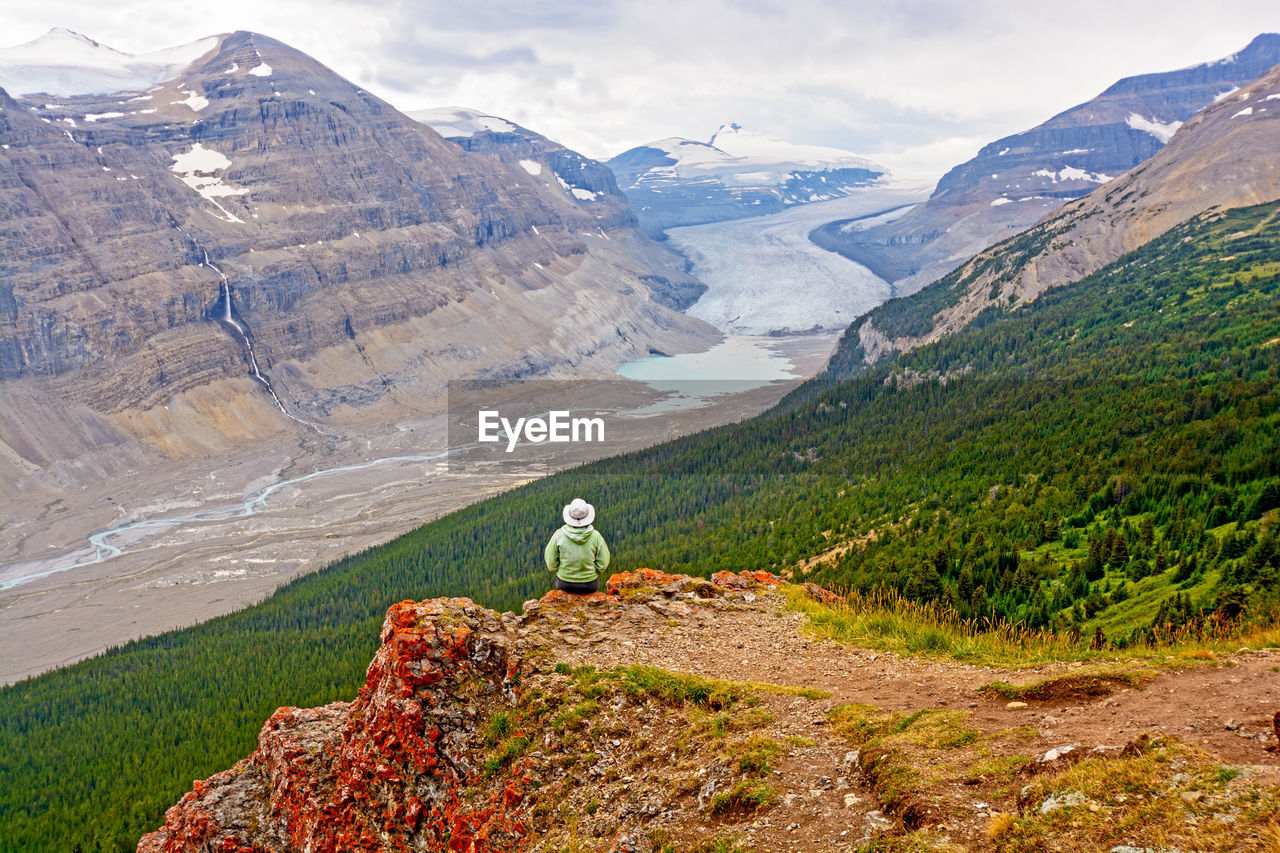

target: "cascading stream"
[205,250,285,411]
[174,224,335,436]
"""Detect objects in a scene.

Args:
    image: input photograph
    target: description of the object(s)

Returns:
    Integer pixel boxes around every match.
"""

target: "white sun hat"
[562,498,595,527]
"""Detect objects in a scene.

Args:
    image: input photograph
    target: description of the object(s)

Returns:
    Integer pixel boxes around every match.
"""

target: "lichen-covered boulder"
[138,598,528,853]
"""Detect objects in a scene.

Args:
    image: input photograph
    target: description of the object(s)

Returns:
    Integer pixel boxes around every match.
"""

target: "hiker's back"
[545,499,610,594]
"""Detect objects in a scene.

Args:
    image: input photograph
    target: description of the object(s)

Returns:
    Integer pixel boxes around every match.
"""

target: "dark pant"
[555,577,599,595]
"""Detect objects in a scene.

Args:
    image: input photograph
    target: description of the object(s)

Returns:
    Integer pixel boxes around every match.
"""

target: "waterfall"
[174,224,335,436]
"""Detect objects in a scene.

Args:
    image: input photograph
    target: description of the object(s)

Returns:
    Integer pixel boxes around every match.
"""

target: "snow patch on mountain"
[609,124,888,232]
[555,173,599,201]
[170,90,209,111]
[1126,113,1183,143]
[1032,166,1112,184]
[632,127,884,187]
[408,106,517,138]
[170,143,248,223]
[639,137,735,178]
[0,28,218,97]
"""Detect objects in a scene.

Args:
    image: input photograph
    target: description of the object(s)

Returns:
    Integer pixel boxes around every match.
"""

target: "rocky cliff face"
[852,61,1280,361]
[818,33,1280,296]
[0,31,714,469]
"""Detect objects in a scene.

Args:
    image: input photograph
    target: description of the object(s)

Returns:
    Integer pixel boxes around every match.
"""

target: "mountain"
[411,106,706,310]
[607,123,887,234]
[0,31,714,498]
[844,57,1280,365]
[812,33,1280,296]
[0,27,220,97]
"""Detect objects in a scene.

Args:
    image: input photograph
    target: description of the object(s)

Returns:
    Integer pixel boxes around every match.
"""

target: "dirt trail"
[522,584,1280,849]
[564,596,1280,766]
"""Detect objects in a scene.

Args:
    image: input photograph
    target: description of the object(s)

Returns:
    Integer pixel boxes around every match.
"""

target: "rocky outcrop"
[137,570,835,853]
[137,597,527,853]
[820,33,1280,297]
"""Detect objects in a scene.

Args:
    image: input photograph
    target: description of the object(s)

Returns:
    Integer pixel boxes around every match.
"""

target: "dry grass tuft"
[1259,819,1280,850]
[985,811,1015,840]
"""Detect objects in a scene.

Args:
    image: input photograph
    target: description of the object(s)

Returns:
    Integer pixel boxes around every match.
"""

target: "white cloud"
[5,0,1280,178]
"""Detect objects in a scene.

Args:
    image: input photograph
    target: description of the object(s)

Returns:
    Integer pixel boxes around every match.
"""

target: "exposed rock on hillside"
[139,596,526,853]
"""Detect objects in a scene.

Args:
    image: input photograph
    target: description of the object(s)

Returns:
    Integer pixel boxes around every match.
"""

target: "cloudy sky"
[7,0,1280,177]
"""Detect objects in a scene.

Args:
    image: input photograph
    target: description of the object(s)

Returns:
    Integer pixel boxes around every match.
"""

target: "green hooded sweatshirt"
[544,524,610,583]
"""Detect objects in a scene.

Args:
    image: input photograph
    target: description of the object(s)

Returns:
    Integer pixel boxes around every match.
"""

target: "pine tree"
[1109,533,1129,567]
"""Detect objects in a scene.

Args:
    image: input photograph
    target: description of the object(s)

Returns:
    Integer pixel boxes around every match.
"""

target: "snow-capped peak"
[0,28,219,97]
[708,123,881,171]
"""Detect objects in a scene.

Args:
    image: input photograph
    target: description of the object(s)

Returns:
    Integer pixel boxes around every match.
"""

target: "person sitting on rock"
[544,498,611,594]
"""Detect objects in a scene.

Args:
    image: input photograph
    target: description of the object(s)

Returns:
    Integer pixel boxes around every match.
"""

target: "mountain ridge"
[813,32,1280,296]
[844,57,1280,365]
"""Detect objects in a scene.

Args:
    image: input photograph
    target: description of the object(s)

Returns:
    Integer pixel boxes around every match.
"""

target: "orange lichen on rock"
[801,581,843,606]
[605,567,688,596]
[138,598,526,853]
[534,569,814,605]
[137,766,268,853]
[536,566,807,607]
[710,569,786,589]
[540,589,613,605]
